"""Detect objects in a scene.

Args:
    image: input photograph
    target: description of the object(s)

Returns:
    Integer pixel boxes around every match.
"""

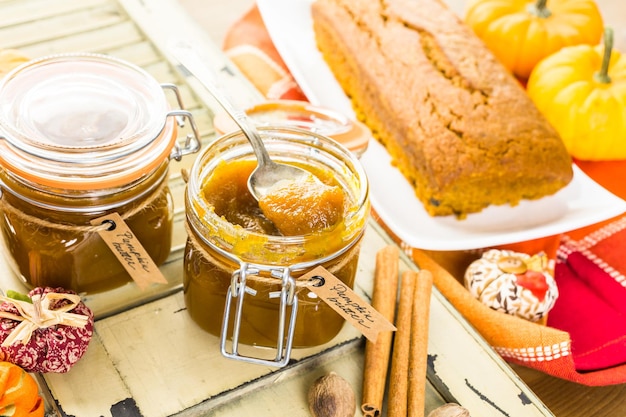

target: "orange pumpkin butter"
[0,362,44,417]
[259,174,345,236]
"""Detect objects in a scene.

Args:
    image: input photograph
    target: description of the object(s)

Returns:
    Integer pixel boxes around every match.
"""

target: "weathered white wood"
[0,3,125,48]
[22,22,146,59]
[95,293,362,417]
[0,0,111,28]
[43,334,132,414]
[118,0,265,111]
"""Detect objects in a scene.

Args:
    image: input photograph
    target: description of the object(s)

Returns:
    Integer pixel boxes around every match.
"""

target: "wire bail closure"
[220,262,298,367]
[161,83,201,161]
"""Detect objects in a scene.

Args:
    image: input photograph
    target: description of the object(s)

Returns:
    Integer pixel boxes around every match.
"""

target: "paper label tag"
[301,266,396,343]
[91,213,168,290]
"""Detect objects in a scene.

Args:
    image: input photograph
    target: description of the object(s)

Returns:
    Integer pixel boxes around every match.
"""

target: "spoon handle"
[227,107,273,167]
[170,41,273,167]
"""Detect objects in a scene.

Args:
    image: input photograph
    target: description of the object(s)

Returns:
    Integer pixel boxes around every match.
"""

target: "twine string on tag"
[0,179,168,234]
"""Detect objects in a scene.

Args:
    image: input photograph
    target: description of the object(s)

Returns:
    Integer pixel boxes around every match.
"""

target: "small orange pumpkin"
[465,0,604,80]
[0,361,44,417]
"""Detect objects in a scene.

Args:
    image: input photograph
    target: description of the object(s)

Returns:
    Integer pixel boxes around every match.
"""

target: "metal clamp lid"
[220,262,298,367]
[0,54,201,190]
[162,83,201,161]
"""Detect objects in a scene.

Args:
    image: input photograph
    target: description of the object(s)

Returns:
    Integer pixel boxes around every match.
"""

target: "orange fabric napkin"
[222,3,626,386]
[222,5,307,101]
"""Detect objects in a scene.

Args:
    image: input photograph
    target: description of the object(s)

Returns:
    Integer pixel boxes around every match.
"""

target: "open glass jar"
[213,99,370,157]
[0,53,200,294]
[184,126,369,366]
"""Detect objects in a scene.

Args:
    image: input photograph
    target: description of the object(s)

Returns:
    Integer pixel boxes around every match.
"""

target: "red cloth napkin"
[222,3,626,385]
[551,251,626,371]
[549,160,626,373]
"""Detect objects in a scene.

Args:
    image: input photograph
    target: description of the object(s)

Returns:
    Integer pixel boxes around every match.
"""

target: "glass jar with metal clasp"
[183,126,370,366]
[0,53,201,294]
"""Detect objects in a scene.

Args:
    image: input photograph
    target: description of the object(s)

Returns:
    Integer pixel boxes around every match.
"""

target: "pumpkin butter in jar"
[0,53,200,293]
[184,126,369,365]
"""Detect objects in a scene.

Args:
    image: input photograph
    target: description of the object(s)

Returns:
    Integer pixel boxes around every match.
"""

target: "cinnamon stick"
[361,245,400,417]
[387,270,417,417]
[408,269,434,417]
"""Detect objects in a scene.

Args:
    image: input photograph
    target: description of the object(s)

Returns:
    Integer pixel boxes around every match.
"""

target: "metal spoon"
[171,42,313,201]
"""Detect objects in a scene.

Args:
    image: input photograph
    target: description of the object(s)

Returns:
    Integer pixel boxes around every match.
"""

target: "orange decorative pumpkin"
[527,28,626,160]
[465,0,604,80]
[0,361,44,417]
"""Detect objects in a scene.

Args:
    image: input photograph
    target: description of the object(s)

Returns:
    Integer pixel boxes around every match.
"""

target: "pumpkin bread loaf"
[311,0,574,218]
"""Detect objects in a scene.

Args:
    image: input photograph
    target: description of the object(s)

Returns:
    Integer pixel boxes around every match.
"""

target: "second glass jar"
[183,126,370,365]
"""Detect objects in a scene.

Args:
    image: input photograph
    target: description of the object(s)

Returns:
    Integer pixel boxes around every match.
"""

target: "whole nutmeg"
[307,372,356,417]
[427,403,471,417]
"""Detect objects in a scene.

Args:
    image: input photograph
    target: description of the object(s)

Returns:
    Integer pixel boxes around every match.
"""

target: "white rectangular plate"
[257,0,626,250]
